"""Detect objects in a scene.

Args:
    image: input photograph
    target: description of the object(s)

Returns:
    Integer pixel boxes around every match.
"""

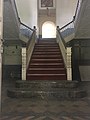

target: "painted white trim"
[39,0,56,9]
[22,47,26,80]
[66,47,72,81]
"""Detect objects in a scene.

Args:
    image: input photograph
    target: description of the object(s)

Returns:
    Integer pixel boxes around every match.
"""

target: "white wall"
[15,0,37,28]
[56,0,78,27]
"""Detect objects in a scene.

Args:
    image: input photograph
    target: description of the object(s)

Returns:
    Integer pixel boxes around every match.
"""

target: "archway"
[42,21,56,38]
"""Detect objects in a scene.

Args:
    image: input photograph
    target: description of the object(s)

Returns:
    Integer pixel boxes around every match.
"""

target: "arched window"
[42,21,56,38]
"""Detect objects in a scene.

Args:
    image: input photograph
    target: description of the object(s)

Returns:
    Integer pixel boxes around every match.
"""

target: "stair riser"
[30,60,63,63]
[35,45,59,47]
[32,52,61,55]
[34,49,60,52]
[26,75,67,80]
[7,90,87,99]
[16,80,79,89]
[27,70,66,74]
[28,65,64,68]
[7,90,87,100]
[35,47,60,50]
[31,57,62,59]
[32,56,62,59]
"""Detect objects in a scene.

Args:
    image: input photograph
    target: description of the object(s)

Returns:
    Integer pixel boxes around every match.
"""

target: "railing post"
[22,47,26,80]
[56,26,60,43]
[66,47,72,81]
[33,26,37,43]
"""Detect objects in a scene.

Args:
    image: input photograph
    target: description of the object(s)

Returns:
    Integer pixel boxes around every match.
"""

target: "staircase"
[7,39,87,99]
[26,38,67,80]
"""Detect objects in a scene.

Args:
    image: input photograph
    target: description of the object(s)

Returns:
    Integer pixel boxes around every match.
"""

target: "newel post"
[22,47,26,80]
[66,47,72,81]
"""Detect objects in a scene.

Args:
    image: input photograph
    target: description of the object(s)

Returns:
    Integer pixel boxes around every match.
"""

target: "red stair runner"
[26,39,67,80]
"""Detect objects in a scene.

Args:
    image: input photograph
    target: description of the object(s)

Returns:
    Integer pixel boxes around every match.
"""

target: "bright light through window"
[42,21,56,38]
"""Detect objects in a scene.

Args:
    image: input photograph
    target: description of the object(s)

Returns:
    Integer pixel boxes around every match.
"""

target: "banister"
[22,27,36,80]
[57,27,66,48]
[20,22,34,32]
[60,20,74,31]
[57,27,72,81]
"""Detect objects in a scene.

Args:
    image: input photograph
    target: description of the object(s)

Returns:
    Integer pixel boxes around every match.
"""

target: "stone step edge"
[16,80,79,88]
[7,89,87,99]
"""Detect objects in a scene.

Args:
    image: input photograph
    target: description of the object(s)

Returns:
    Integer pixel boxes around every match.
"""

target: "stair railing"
[60,20,74,42]
[22,26,36,81]
[19,22,34,43]
[57,26,72,81]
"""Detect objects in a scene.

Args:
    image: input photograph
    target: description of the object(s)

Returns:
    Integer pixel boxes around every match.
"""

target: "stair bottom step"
[26,75,67,80]
[7,89,87,100]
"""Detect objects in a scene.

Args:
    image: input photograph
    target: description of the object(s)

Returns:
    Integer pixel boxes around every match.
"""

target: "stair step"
[30,59,63,64]
[27,38,67,80]
[7,80,87,99]
[32,51,61,55]
[27,68,66,74]
[35,44,59,47]
[15,80,79,89]
[27,70,66,74]
[31,55,62,59]
[27,73,66,76]
[7,88,87,99]
[29,63,64,68]
[34,47,60,49]
[38,39,56,42]
[38,41,56,43]
[28,68,65,70]
[34,48,60,51]
[27,74,67,80]
[31,58,63,61]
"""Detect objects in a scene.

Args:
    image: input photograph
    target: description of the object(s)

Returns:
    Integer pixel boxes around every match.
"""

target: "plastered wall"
[15,0,38,28]
[3,45,21,65]
[56,0,78,27]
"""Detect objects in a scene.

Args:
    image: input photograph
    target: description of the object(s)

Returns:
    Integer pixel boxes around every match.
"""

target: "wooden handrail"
[60,20,73,31]
[57,28,66,48]
[20,22,34,32]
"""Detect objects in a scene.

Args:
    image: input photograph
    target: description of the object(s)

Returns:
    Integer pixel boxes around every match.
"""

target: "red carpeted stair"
[26,38,67,80]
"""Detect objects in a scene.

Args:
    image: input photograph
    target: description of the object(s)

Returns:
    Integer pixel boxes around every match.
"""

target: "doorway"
[42,21,56,38]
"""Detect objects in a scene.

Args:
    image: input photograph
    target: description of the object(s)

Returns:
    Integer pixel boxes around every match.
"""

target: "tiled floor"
[1,80,90,120]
